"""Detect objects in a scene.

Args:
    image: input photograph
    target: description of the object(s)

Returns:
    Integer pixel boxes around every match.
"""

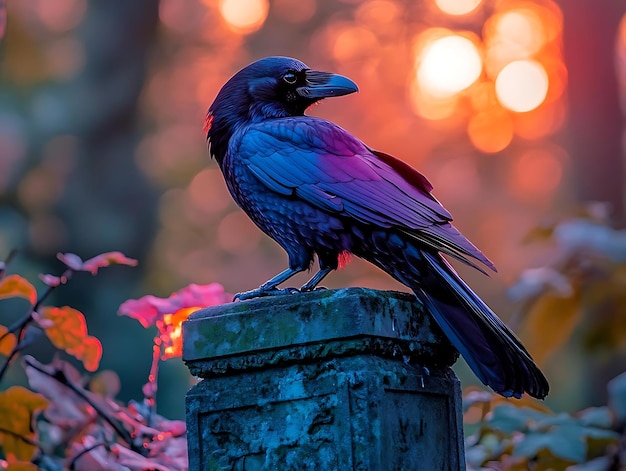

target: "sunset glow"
[467,108,514,153]
[218,0,269,34]
[417,34,482,98]
[495,60,549,112]
[434,0,482,16]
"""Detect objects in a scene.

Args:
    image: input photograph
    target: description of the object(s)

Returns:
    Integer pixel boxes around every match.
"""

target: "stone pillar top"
[183,287,458,378]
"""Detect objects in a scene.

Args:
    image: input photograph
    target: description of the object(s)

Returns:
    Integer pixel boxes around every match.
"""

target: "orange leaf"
[0,275,37,305]
[0,325,17,356]
[520,291,581,365]
[159,306,200,359]
[40,307,102,371]
[0,386,48,461]
[68,335,102,372]
[41,306,87,350]
[6,462,39,471]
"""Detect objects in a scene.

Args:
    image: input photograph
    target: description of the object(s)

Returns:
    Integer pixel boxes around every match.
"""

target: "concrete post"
[183,288,465,470]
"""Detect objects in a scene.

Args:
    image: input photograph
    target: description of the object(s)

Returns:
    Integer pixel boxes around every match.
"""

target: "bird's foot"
[300,285,328,293]
[233,287,300,301]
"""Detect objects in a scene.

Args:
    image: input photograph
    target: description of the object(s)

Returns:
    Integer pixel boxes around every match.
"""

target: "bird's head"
[205,56,358,164]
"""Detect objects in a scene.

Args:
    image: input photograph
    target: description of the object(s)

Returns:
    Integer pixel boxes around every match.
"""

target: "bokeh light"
[417,34,483,98]
[218,0,269,34]
[495,60,549,112]
[434,0,482,16]
[333,26,379,62]
[467,107,514,153]
[508,148,564,201]
[484,8,545,76]
[34,0,86,33]
[274,0,316,23]
[1,0,581,421]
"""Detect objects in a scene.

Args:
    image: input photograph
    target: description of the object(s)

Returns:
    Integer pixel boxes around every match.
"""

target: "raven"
[205,56,548,399]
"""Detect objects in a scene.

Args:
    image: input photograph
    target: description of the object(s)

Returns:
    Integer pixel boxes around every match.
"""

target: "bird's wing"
[234,117,495,271]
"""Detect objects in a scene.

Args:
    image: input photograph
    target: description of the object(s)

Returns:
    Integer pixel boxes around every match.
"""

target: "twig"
[0,269,74,382]
[144,337,162,427]
[68,441,109,470]
[0,426,38,446]
[0,249,19,278]
[23,357,147,456]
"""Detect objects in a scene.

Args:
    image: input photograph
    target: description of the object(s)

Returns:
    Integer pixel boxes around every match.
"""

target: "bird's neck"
[206,110,242,168]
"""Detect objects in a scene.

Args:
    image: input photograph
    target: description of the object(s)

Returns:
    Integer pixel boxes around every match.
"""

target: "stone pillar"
[183,288,465,471]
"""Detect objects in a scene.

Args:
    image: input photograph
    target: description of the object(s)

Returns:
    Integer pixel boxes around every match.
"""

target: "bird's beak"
[297,70,359,99]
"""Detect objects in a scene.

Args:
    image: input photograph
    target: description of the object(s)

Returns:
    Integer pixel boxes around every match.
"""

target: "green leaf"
[487,404,550,434]
[514,426,586,463]
[608,371,626,421]
[576,406,613,429]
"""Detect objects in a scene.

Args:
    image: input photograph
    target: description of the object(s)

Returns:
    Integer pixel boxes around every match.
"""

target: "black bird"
[205,56,549,399]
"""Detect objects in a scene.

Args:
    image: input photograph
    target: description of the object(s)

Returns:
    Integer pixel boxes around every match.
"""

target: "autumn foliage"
[0,251,228,470]
[1,209,626,470]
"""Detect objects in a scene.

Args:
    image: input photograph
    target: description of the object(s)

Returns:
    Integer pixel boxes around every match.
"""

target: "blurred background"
[1,0,625,420]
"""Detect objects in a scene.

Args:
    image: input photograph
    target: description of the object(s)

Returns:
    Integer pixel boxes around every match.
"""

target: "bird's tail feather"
[413,251,548,399]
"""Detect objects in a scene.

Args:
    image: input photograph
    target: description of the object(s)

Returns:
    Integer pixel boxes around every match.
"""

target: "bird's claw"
[300,285,328,293]
[233,287,300,301]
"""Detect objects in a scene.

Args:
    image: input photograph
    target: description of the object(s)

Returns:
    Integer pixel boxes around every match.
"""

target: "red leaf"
[118,295,166,328]
[0,274,37,304]
[119,282,229,328]
[82,251,138,274]
[57,252,84,270]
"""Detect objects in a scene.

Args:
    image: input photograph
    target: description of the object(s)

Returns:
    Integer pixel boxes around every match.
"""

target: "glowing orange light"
[218,0,269,34]
[417,34,482,98]
[513,100,565,139]
[496,60,549,112]
[509,149,563,200]
[161,306,200,359]
[356,0,401,25]
[409,86,458,121]
[434,0,481,16]
[483,7,549,78]
[333,26,379,62]
[467,107,514,153]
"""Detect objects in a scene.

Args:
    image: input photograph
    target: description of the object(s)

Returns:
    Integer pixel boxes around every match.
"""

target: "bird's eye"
[282,72,298,85]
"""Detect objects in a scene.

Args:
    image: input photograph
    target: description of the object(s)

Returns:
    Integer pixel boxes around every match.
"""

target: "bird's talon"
[233,287,299,301]
[300,285,328,293]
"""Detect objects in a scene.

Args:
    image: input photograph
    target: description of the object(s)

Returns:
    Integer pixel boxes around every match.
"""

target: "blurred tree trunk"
[559,0,626,408]
[560,0,625,222]
[54,0,160,400]
[59,0,159,258]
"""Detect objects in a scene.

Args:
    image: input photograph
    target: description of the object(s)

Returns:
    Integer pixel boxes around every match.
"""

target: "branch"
[0,269,73,382]
[0,426,38,446]
[68,441,109,470]
[23,357,147,456]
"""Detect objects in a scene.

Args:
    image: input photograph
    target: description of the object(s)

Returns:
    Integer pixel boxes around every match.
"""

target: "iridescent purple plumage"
[206,56,549,399]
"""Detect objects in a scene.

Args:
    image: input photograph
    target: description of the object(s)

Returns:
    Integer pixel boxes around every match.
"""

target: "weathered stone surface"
[184,288,465,470]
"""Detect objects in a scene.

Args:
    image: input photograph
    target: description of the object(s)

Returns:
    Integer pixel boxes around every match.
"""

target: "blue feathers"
[207,56,549,399]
